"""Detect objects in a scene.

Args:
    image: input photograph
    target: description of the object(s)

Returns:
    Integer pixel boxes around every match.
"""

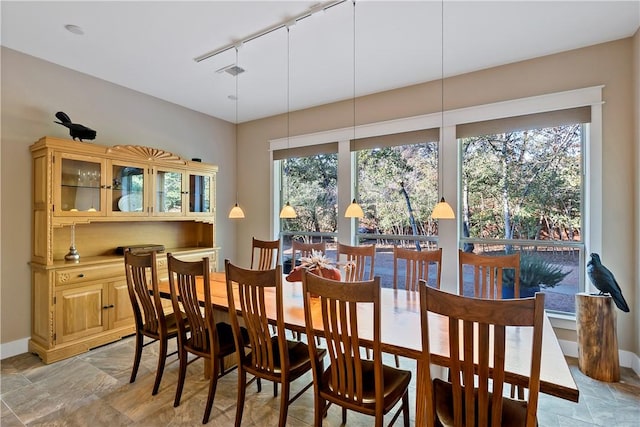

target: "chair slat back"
[251,237,280,270]
[420,283,544,427]
[458,250,521,299]
[336,243,375,282]
[167,253,215,353]
[124,250,164,335]
[393,247,442,291]
[225,261,286,376]
[291,241,326,266]
[302,272,382,405]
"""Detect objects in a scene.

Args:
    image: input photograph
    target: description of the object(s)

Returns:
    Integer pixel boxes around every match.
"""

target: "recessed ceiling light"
[65,24,84,35]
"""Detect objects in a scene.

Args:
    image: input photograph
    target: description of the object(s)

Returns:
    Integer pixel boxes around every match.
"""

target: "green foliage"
[503,253,569,289]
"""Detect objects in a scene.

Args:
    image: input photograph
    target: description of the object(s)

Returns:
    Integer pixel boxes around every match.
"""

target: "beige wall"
[237,38,638,356]
[0,47,237,348]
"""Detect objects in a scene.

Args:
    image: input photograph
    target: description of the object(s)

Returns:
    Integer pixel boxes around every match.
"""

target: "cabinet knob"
[102,304,115,309]
[78,273,85,278]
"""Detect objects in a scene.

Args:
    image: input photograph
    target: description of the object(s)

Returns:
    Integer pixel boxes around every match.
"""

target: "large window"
[271,86,602,320]
[460,114,588,315]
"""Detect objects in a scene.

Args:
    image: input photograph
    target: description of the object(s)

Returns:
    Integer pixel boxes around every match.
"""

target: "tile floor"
[1,336,638,426]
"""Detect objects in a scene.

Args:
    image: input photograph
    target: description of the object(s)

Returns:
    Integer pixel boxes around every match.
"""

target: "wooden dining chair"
[291,240,326,267]
[167,253,237,424]
[458,249,525,398]
[419,282,545,427]
[390,246,442,367]
[458,249,521,299]
[336,242,375,281]
[224,260,326,427]
[124,250,180,396]
[289,240,327,340]
[302,271,411,427]
[250,237,280,270]
[393,246,442,291]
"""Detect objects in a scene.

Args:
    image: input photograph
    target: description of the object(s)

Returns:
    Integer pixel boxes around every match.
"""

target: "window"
[459,109,589,315]
[270,86,603,320]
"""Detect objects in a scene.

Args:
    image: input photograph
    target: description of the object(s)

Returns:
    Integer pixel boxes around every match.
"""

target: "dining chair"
[335,242,376,359]
[390,246,442,367]
[124,250,180,396]
[250,237,280,270]
[336,242,375,281]
[419,282,545,427]
[393,246,442,291]
[458,249,524,398]
[224,260,326,427]
[458,249,521,299]
[302,271,411,427]
[167,253,237,424]
[289,240,327,341]
[291,240,326,267]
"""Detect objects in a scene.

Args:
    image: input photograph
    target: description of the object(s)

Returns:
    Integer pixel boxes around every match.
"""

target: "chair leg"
[202,357,219,424]
[130,331,143,383]
[174,347,188,407]
[278,381,290,427]
[273,381,278,397]
[342,407,347,424]
[152,336,168,395]
[235,368,247,427]
[394,354,400,368]
[402,390,410,427]
[314,396,326,425]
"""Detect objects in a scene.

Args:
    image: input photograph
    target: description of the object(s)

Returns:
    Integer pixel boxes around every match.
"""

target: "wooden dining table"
[158,271,578,424]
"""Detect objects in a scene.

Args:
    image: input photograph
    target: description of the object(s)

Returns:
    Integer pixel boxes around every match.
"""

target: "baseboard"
[559,338,640,376]
[0,338,30,360]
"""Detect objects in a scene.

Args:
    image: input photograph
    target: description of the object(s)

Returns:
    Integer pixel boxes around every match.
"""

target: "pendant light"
[279,24,298,219]
[344,0,364,219]
[430,0,455,220]
[229,44,246,219]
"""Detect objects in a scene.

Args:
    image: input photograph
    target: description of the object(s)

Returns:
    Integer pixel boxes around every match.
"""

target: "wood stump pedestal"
[575,292,620,382]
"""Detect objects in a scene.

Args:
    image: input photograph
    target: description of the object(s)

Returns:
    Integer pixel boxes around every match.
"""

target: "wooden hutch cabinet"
[29,136,219,363]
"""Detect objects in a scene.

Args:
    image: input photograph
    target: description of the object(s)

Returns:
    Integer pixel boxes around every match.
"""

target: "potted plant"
[503,253,569,298]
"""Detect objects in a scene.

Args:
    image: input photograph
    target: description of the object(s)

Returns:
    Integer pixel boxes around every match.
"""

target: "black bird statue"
[54,111,96,141]
[587,253,630,312]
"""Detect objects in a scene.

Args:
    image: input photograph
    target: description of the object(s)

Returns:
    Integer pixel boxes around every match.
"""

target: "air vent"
[216,64,245,76]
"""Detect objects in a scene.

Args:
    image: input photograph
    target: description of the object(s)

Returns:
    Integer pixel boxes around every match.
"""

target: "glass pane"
[280,154,338,232]
[189,174,210,213]
[156,170,182,213]
[112,165,144,212]
[60,158,101,212]
[357,142,438,237]
[461,125,582,241]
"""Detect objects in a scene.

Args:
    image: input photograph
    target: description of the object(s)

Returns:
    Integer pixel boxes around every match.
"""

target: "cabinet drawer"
[55,265,124,286]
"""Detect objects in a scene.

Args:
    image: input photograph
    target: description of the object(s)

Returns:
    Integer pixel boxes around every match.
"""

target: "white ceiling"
[2,1,639,124]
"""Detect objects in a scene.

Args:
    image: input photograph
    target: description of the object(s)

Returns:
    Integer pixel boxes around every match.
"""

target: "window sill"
[548,311,577,330]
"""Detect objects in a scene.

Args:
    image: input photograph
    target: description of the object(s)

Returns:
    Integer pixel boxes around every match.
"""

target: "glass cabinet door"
[57,156,104,215]
[188,173,213,215]
[110,162,146,215]
[155,168,184,215]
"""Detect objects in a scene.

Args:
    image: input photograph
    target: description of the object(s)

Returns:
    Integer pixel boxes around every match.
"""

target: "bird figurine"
[587,253,630,312]
[54,111,96,141]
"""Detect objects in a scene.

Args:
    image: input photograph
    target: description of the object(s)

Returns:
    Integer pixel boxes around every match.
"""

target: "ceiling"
[2,1,639,124]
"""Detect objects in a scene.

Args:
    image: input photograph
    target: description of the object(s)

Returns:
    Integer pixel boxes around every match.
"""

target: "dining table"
[158,271,579,425]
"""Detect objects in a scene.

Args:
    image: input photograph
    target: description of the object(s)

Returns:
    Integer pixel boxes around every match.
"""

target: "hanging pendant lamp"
[229,44,246,219]
[280,24,297,219]
[430,0,454,220]
[344,1,363,219]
